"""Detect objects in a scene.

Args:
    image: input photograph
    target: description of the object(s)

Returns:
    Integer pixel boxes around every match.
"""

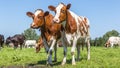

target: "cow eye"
[61,10,65,13]
[38,16,43,19]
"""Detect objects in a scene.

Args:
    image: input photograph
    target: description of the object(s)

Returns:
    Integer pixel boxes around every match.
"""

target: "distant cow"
[25,40,37,48]
[6,34,25,49]
[105,36,120,48]
[6,36,13,47]
[0,34,4,50]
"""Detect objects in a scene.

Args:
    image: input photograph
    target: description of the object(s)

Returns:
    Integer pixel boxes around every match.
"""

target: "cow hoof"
[72,62,76,65]
[46,62,53,67]
[61,62,66,66]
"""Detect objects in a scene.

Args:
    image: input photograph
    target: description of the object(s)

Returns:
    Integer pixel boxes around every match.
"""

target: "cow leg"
[111,43,113,48]
[53,42,57,62]
[20,44,22,50]
[14,45,17,50]
[0,44,1,50]
[71,38,77,65]
[86,38,90,60]
[47,39,56,65]
[42,36,49,53]
[76,45,80,61]
[61,31,67,65]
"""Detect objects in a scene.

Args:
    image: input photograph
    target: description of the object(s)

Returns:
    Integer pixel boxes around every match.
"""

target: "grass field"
[0,46,120,68]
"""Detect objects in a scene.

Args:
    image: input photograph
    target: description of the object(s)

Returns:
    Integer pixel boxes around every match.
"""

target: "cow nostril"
[53,18,59,23]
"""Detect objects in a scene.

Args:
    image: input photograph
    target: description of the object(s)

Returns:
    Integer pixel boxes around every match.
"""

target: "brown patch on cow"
[65,11,77,34]
[78,17,90,36]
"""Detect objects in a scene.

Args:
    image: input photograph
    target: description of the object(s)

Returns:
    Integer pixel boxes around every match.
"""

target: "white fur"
[53,3,64,23]
[25,40,36,48]
[35,10,42,16]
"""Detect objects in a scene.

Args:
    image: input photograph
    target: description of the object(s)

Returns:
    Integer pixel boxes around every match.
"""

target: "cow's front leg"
[42,36,49,53]
[61,31,67,65]
[53,43,57,62]
[47,39,56,66]
[71,38,77,65]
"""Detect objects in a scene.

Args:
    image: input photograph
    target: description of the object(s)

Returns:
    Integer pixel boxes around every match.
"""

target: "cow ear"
[48,5,55,11]
[26,12,34,17]
[44,11,49,17]
[67,3,71,9]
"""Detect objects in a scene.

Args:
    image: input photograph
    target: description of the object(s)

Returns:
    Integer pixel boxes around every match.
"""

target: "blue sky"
[0,0,120,39]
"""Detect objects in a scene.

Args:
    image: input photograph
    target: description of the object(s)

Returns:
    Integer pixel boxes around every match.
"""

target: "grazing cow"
[26,9,63,65]
[6,34,25,49]
[25,40,37,48]
[105,36,120,48]
[6,36,14,47]
[0,34,4,50]
[48,3,90,65]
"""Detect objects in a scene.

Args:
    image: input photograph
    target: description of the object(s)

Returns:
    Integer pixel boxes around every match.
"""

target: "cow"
[105,36,120,48]
[6,36,14,47]
[6,34,25,50]
[26,9,64,65]
[48,3,90,65]
[0,34,4,50]
[25,40,37,48]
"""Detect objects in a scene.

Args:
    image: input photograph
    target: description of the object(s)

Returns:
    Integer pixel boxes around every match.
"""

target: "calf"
[0,34,4,50]
[105,36,120,48]
[26,9,63,65]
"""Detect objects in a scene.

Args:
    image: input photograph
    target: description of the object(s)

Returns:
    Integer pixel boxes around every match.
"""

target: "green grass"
[0,46,120,68]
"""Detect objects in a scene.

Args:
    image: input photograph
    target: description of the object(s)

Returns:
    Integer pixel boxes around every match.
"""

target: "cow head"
[26,9,49,29]
[35,38,43,53]
[104,41,110,48]
[48,3,71,23]
[6,36,12,45]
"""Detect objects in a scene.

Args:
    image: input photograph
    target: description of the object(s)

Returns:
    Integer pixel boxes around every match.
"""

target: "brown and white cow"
[48,3,90,65]
[26,9,63,65]
[105,36,120,48]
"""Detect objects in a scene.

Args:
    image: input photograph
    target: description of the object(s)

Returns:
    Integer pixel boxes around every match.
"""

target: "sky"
[0,0,120,39]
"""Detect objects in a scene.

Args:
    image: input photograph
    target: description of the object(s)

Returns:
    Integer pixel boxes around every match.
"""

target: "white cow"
[105,36,120,48]
[25,40,37,48]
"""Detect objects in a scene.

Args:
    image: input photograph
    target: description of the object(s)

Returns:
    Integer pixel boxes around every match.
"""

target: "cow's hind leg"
[86,38,90,60]
[76,45,80,61]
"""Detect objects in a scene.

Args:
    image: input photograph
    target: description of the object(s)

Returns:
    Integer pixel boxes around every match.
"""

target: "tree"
[22,28,39,40]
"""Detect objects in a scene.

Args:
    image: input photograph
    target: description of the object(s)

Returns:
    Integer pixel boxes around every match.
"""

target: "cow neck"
[39,15,47,40]
[65,10,71,33]
[65,10,77,34]
[40,18,46,33]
